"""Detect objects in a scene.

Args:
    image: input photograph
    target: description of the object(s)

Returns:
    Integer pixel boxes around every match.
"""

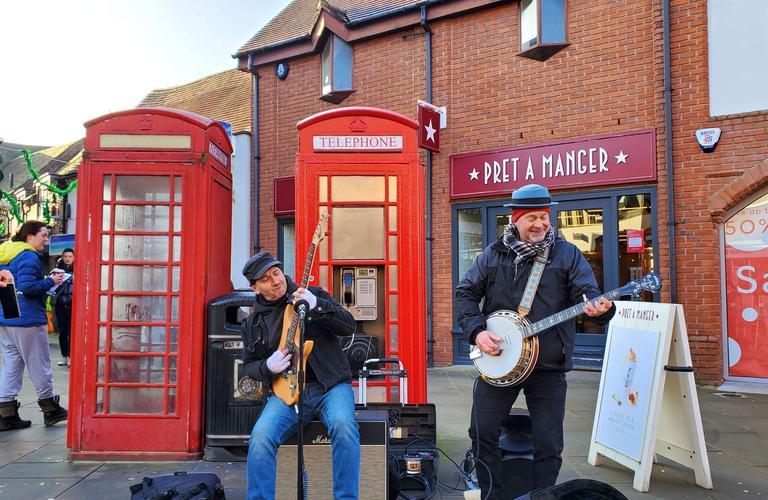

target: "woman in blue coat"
[0,221,67,431]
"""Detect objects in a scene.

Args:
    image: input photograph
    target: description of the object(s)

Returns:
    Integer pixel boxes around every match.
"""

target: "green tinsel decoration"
[22,149,78,195]
[0,190,23,224]
[43,199,52,224]
[0,223,5,235]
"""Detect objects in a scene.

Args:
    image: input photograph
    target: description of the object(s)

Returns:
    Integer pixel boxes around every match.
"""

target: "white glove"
[293,288,317,311]
[266,349,291,374]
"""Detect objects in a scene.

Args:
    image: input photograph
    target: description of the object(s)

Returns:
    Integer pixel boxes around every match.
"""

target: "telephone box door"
[78,165,193,452]
[296,107,427,403]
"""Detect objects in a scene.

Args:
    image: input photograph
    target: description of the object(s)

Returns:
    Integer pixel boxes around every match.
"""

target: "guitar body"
[469,310,539,387]
[273,306,315,406]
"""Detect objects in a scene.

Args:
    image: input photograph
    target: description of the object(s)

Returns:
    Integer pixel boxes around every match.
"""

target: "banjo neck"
[524,287,625,339]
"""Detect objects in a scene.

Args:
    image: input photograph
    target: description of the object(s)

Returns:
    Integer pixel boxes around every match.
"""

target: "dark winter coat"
[455,236,616,371]
[241,277,356,392]
[0,249,56,327]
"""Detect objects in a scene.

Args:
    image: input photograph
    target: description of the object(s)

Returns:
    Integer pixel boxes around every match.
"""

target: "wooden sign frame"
[588,301,713,492]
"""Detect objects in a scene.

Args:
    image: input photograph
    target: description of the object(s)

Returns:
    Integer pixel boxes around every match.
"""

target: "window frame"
[518,0,570,61]
[320,34,355,104]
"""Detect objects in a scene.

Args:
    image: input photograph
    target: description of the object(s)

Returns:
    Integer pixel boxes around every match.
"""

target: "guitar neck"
[526,287,624,338]
[284,241,317,347]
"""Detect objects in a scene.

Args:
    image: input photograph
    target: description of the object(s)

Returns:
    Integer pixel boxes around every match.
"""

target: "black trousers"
[54,307,72,358]
[469,369,567,500]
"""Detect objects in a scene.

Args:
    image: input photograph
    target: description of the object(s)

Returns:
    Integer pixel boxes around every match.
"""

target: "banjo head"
[474,310,529,379]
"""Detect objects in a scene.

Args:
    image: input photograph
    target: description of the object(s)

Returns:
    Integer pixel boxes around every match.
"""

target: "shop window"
[278,219,296,279]
[519,0,569,61]
[320,34,354,104]
[617,194,654,301]
[723,192,768,380]
[457,208,483,281]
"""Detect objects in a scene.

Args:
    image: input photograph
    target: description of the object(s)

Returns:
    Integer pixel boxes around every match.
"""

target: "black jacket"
[455,236,616,371]
[241,280,356,392]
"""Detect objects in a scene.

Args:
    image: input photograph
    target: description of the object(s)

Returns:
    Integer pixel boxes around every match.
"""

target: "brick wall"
[669,0,768,384]
[251,1,681,370]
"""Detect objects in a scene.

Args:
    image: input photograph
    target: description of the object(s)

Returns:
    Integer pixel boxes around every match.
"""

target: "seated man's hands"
[266,349,292,374]
[292,287,317,310]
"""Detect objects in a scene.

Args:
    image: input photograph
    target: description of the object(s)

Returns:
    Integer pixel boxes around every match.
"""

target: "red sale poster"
[724,199,768,379]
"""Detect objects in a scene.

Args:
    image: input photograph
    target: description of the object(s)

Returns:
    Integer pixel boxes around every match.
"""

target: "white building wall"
[708,0,768,116]
[231,132,252,290]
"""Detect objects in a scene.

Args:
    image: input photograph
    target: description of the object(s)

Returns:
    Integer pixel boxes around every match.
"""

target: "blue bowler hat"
[503,184,559,208]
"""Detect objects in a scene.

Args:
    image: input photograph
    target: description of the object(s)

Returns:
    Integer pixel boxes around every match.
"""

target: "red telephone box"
[295,107,427,404]
[68,108,233,460]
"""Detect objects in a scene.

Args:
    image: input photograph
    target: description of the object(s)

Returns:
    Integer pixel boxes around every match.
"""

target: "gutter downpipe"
[248,54,261,253]
[662,0,677,302]
[421,5,434,367]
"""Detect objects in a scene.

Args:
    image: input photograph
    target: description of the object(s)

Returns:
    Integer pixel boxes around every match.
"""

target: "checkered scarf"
[502,224,556,264]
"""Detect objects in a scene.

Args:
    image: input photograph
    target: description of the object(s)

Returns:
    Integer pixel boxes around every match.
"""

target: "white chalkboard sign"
[588,301,712,492]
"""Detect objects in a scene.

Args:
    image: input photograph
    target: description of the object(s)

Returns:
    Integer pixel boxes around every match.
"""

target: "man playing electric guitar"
[240,251,359,500]
[456,184,615,499]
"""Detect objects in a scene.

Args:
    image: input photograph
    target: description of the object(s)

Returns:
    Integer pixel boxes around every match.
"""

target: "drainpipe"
[421,5,434,367]
[662,0,677,302]
[248,54,261,253]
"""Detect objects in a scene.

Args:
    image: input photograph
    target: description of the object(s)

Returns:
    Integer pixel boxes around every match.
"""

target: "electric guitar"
[272,214,328,405]
[470,272,663,387]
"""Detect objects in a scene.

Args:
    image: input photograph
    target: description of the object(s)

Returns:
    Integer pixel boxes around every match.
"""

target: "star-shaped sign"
[469,168,479,181]
[615,150,629,164]
[425,120,436,143]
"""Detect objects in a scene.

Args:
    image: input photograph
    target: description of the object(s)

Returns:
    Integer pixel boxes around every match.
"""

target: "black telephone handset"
[342,269,354,306]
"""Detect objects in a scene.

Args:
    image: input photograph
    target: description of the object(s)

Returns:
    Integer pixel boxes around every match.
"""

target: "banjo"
[470,272,663,387]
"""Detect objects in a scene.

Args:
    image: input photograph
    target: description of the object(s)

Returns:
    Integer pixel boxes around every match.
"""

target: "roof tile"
[138,69,252,134]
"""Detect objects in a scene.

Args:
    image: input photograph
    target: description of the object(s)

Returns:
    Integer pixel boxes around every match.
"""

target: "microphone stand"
[294,300,309,500]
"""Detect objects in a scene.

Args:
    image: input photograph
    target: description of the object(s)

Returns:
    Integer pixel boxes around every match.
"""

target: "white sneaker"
[57,360,67,366]
[464,489,481,500]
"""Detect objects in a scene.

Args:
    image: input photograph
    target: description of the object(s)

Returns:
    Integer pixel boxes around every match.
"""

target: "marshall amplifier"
[276,410,388,500]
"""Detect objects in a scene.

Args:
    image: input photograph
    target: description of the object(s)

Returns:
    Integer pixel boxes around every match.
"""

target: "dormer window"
[320,34,354,104]
[519,0,569,61]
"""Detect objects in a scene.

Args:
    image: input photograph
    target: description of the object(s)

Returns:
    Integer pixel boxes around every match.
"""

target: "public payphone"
[340,267,378,320]
[295,107,427,404]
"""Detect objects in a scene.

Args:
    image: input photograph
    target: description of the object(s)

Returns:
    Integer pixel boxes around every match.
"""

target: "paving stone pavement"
[1,335,767,499]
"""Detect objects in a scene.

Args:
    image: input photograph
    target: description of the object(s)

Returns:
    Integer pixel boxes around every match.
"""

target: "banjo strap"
[517,246,550,320]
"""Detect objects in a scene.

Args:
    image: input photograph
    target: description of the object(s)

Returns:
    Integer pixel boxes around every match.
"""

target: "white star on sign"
[615,151,629,164]
[469,169,479,181]
[425,120,436,143]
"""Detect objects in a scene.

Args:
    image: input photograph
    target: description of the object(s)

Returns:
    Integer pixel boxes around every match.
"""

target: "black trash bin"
[204,291,264,461]
[500,408,534,498]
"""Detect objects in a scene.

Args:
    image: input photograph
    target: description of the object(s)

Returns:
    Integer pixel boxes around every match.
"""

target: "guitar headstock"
[311,213,329,246]
[618,272,663,296]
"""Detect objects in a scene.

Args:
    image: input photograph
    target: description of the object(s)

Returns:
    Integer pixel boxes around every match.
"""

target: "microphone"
[293,299,310,317]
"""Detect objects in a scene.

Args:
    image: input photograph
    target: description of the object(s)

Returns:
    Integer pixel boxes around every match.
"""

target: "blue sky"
[0,0,292,146]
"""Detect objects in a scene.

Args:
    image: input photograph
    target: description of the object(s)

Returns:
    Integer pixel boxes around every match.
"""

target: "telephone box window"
[321,34,354,103]
[331,176,385,202]
[115,175,170,201]
[520,0,569,61]
[332,207,385,260]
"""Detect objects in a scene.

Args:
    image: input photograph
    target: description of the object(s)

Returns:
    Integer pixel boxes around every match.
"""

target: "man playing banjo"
[456,183,615,499]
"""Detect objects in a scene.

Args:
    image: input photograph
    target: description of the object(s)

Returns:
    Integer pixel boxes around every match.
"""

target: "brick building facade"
[234,0,768,387]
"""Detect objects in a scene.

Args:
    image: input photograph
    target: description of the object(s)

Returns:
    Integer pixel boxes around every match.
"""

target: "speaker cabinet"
[340,334,379,377]
[275,418,387,500]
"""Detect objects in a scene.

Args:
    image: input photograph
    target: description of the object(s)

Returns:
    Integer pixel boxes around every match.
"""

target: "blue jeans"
[247,382,360,500]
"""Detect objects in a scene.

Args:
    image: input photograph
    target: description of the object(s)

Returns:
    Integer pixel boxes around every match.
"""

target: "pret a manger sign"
[451,129,656,198]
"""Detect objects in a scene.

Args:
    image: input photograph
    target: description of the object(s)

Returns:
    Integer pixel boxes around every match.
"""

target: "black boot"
[0,400,32,431]
[38,395,68,426]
